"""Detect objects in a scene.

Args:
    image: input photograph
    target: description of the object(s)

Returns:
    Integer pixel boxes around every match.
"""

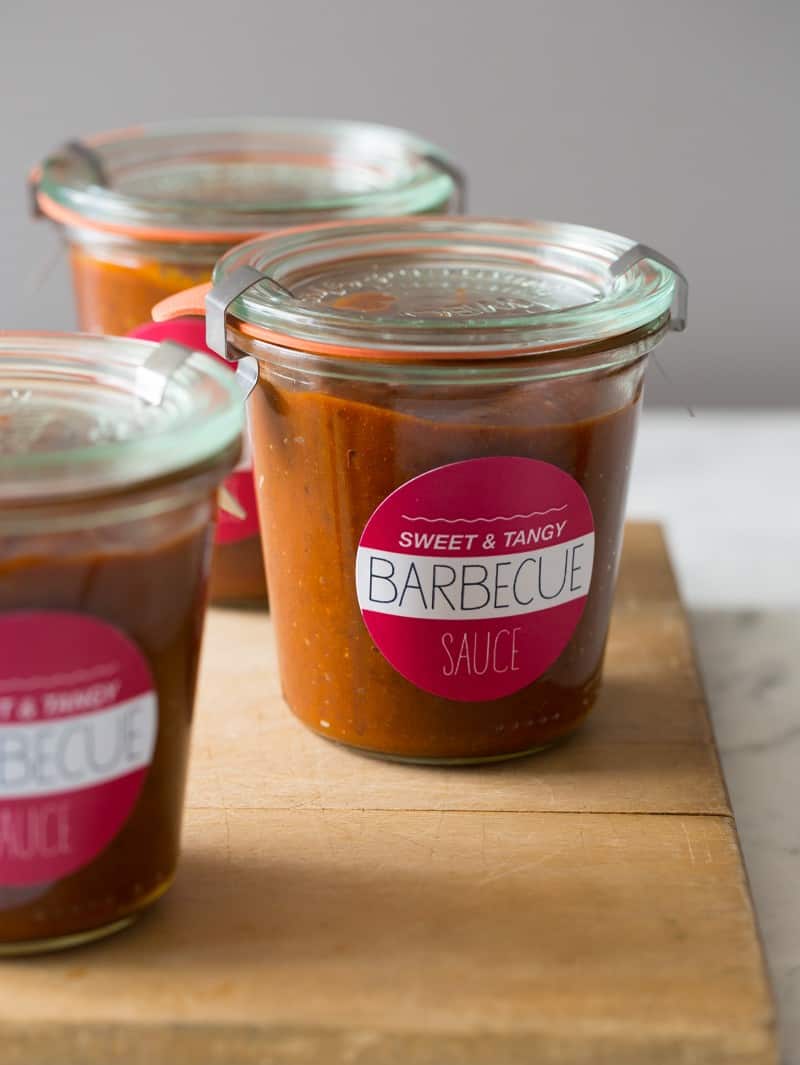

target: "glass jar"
[31,119,461,605]
[0,333,242,953]
[156,218,687,764]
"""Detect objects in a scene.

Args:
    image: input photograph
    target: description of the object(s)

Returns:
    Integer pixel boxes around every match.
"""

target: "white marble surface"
[629,410,800,1063]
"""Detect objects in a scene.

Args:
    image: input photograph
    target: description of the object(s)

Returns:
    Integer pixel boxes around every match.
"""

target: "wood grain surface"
[0,524,777,1065]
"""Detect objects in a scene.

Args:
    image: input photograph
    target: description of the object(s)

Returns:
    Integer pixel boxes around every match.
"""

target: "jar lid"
[0,333,243,504]
[201,218,686,360]
[32,119,458,243]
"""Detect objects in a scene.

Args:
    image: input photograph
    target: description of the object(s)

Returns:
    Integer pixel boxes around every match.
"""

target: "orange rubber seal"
[35,191,267,244]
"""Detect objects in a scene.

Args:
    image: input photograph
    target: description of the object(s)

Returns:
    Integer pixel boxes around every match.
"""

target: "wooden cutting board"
[0,524,777,1065]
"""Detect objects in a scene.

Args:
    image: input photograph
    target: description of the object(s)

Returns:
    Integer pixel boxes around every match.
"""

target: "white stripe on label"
[0,693,158,799]
[356,533,594,622]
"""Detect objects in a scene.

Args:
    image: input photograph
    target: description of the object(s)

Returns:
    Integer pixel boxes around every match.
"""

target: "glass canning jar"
[155,217,687,763]
[0,332,242,952]
[31,118,461,605]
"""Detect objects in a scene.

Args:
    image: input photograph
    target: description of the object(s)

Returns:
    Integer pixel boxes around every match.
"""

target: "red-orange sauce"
[249,356,644,762]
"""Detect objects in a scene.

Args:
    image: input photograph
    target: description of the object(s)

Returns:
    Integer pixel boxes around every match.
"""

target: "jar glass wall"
[0,486,217,951]
[244,333,654,762]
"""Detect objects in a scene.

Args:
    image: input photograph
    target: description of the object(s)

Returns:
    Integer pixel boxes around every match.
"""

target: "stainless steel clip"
[205,267,295,398]
[205,266,294,358]
[423,153,468,214]
[136,340,194,406]
[29,139,109,219]
[610,243,688,332]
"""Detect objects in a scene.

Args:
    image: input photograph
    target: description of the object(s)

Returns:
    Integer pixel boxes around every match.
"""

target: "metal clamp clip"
[205,265,294,358]
[610,243,688,332]
[423,153,468,214]
[29,139,109,219]
[136,340,193,406]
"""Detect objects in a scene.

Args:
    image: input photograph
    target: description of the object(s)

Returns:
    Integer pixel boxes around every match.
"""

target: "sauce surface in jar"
[0,333,242,952]
[32,119,461,605]
[198,218,686,763]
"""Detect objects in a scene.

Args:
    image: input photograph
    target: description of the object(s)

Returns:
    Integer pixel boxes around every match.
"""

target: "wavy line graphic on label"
[400,504,569,525]
[0,661,120,694]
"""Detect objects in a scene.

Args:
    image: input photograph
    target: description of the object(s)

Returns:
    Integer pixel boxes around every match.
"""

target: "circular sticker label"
[356,457,595,702]
[0,612,158,887]
[130,316,260,545]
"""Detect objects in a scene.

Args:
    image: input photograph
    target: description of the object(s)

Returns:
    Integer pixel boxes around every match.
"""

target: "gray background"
[1,0,797,406]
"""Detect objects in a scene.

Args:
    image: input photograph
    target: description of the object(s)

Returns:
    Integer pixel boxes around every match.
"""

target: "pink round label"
[0,612,158,887]
[356,457,595,702]
[130,317,259,545]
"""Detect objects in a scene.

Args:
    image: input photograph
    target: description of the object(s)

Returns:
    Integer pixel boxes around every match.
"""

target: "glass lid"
[33,118,457,240]
[0,333,243,504]
[210,217,681,359]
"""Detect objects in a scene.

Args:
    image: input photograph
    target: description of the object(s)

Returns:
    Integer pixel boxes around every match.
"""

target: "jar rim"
[0,332,243,504]
[231,317,668,386]
[208,217,681,360]
[33,118,457,242]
